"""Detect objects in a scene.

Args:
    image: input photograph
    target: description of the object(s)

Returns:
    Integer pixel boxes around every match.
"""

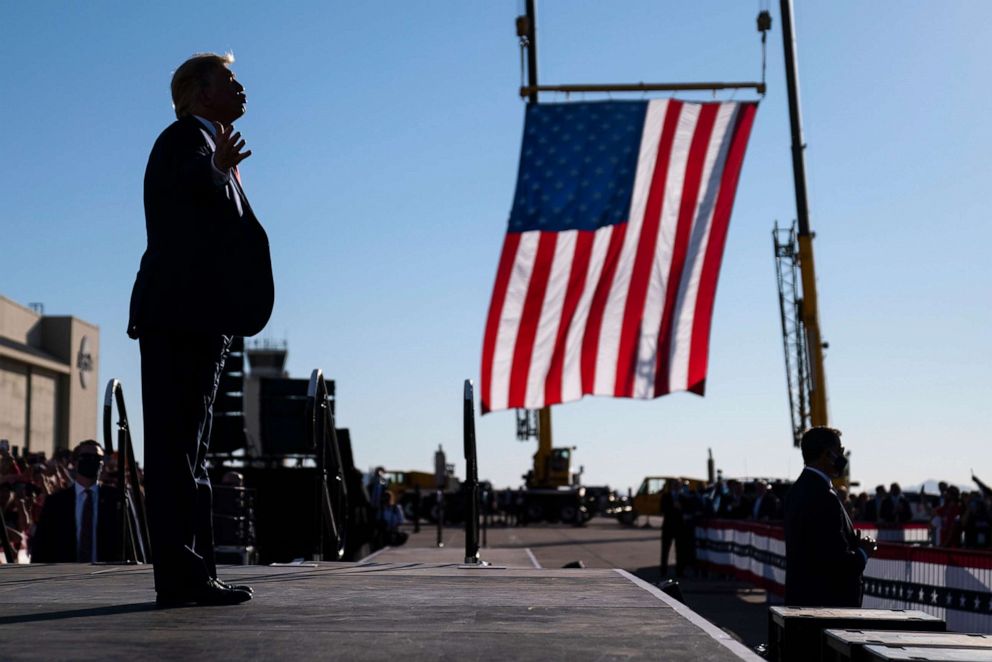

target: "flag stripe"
[544,230,595,405]
[480,232,521,412]
[667,104,738,393]
[488,232,539,412]
[580,223,628,394]
[614,100,682,396]
[560,228,612,403]
[631,104,699,397]
[524,232,577,408]
[654,103,719,396]
[508,232,558,408]
[593,100,672,395]
[687,103,758,393]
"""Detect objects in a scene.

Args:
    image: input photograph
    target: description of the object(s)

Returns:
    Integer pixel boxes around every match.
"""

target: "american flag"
[481,99,758,413]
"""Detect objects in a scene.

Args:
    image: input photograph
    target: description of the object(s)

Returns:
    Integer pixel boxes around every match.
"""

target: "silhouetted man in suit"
[785,427,875,607]
[127,52,273,607]
[31,441,123,563]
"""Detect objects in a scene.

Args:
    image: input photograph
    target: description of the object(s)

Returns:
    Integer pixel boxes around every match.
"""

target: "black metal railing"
[305,369,348,561]
[102,379,151,564]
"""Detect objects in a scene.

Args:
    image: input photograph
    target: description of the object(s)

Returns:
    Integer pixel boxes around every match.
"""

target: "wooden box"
[767,607,945,661]
[824,630,992,662]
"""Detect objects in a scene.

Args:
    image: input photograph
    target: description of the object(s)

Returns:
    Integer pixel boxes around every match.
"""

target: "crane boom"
[778,0,828,440]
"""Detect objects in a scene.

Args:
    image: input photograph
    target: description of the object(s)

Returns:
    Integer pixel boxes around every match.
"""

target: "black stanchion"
[463,379,480,564]
[413,485,421,534]
[435,489,444,548]
[482,488,488,549]
[435,445,445,548]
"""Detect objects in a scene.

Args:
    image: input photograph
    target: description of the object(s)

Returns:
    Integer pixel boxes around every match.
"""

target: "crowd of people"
[0,441,135,563]
[1,445,71,562]
[694,476,992,550]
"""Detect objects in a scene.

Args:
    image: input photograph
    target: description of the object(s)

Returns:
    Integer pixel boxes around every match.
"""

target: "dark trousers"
[661,526,683,577]
[140,330,231,593]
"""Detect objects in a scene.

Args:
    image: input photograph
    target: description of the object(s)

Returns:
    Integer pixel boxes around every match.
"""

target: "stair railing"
[305,369,348,561]
[102,379,150,564]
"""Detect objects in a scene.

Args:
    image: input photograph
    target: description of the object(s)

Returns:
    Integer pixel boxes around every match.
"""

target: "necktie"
[79,489,93,563]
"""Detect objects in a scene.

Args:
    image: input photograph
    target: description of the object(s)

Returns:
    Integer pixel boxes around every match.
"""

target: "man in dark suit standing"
[31,441,122,563]
[660,480,684,579]
[785,427,875,607]
[127,52,273,607]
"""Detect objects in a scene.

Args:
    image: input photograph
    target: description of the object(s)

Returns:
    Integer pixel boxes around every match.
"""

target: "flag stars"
[510,101,647,233]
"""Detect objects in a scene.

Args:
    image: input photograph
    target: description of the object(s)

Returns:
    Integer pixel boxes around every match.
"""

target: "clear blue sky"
[2,1,989,493]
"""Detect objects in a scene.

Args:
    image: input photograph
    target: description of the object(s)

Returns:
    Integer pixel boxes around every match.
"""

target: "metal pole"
[435,445,445,548]
[780,0,828,428]
[413,485,421,534]
[435,489,444,548]
[482,488,488,549]
[463,380,480,564]
[524,0,538,104]
[118,424,131,562]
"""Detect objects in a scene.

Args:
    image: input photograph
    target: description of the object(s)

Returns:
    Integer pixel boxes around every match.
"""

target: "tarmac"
[0,517,766,661]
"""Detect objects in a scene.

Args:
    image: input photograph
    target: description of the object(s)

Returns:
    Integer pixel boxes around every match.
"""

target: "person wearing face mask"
[784,427,876,607]
[29,440,122,563]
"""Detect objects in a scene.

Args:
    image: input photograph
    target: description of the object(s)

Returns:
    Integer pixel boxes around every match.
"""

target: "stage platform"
[0,555,760,661]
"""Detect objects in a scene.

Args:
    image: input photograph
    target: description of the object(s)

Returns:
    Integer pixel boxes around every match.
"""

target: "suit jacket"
[661,491,683,531]
[784,468,867,607]
[31,485,123,563]
[128,115,274,338]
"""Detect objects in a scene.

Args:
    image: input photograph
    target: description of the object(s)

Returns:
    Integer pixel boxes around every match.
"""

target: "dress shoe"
[156,578,252,607]
[214,577,254,595]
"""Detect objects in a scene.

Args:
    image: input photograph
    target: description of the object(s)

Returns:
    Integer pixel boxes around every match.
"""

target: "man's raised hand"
[213,122,252,171]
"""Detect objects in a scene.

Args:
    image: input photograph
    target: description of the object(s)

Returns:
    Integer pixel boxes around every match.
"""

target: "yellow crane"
[772,0,844,484]
[774,0,828,445]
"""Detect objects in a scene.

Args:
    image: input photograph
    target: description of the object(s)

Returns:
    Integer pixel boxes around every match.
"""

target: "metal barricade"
[695,519,992,633]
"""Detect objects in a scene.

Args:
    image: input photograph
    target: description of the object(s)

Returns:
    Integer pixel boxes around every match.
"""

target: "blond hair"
[170,52,235,119]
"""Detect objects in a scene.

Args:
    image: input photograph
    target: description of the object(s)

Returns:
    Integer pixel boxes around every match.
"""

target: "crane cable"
[757,1,772,95]
[516,14,530,96]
